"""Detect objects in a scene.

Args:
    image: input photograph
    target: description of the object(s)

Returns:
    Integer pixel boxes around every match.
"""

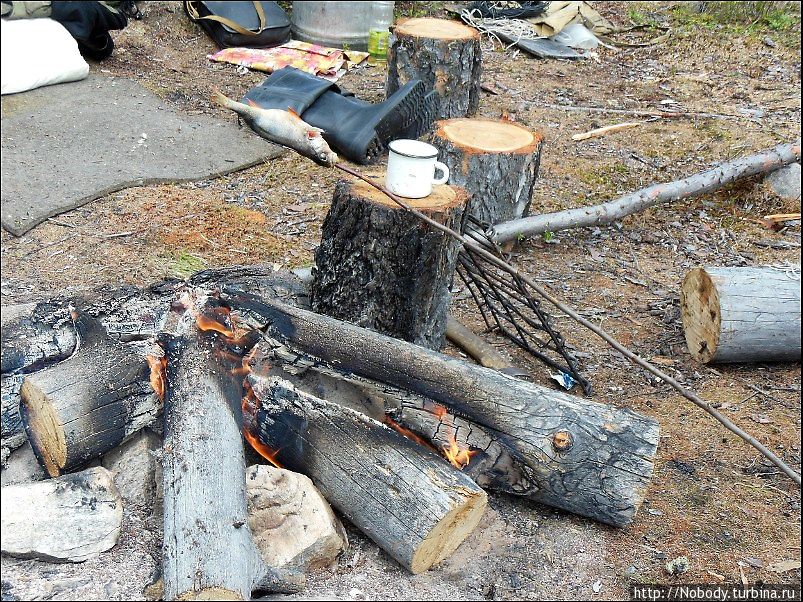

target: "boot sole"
[357,81,430,164]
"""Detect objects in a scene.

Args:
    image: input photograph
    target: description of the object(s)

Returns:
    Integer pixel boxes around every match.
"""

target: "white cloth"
[1,18,90,95]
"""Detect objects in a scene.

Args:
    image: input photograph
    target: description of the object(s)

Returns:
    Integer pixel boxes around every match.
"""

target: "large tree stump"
[681,266,801,363]
[430,118,544,224]
[248,374,487,574]
[19,310,159,477]
[311,176,467,350]
[386,17,482,120]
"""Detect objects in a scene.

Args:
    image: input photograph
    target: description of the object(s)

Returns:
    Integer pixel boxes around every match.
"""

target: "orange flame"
[146,355,167,401]
[243,429,283,468]
[442,434,477,469]
[240,378,282,468]
[383,416,438,452]
[196,312,235,337]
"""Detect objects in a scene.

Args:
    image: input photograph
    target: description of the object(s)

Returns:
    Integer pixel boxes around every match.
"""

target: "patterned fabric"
[208,40,369,82]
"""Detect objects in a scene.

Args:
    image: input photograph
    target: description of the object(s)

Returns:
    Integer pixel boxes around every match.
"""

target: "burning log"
[226,292,659,528]
[429,118,543,223]
[247,375,488,574]
[19,310,159,477]
[386,17,482,119]
[681,266,801,364]
[311,176,467,350]
[159,297,303,600]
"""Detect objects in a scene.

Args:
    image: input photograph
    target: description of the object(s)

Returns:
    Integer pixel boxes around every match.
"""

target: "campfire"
[1,268,660,598]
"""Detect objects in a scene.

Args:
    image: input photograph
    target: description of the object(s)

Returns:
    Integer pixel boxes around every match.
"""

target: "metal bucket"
[291,1,380,51]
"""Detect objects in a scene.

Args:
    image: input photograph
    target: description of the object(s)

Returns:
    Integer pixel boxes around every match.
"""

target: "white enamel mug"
[386,139,450,199]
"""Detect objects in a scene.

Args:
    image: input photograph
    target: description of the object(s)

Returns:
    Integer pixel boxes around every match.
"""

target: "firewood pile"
[0,265,660,600]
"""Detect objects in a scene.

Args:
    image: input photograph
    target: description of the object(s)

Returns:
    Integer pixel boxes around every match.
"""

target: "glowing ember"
[146,355,167,401]
[383,416,438,452]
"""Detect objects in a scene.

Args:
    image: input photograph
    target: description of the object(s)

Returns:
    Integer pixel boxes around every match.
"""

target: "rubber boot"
[243,67,438,164]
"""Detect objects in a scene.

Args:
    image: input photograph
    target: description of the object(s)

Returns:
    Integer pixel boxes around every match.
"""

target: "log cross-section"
[430,118,544,224]
[19,310,159,477]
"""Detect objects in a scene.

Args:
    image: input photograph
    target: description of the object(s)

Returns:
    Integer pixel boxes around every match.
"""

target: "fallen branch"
[572,121,643,141]
[533,102,760,121]
[491,142,801,244]
[445,316,527,377]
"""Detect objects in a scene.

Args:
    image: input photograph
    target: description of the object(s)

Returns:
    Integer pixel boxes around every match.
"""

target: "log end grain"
[19,379,66,477]
[680,267,722,364]
[436,118,542,155]
[176,587,242,601]
[393,17,479,41]
[409,483,487,573]
[350,174,467,218]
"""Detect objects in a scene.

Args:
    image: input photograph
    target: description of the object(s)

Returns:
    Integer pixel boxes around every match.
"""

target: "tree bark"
[19,310,159,477]
[311,176,467,350]
[386,17,482,119]
[225,292,660,528]
[248,374,487,574]
[681,266,801,364]
[430,118,543,223]
[491,142,802,243]
[1,375,26,463]
[159,306,302,601]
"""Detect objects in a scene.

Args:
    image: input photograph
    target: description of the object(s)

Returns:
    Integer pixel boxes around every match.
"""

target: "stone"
[246,464,347,571]
[764,163,801,201]
[101,429,160,510]
[1,466,122,562]
[0,442,45,486]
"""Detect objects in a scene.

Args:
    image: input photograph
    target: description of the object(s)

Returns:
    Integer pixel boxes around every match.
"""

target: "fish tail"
[211,89,235,109]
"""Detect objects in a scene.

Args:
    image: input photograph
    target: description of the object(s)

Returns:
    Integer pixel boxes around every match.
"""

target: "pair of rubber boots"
[243,67,439,164]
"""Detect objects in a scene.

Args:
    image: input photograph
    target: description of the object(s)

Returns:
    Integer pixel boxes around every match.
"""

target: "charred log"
[226,292,659,528]
[248,374,487,574]
[19,310,159,477]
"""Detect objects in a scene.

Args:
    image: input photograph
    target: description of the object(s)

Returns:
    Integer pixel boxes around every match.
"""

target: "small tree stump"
[312,176,467,350]
[681,266,801,364]
[430,118,544,223]
[386,17,482,120]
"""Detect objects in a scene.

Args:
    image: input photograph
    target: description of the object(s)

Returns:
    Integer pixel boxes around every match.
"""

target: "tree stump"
[311,176,467,350]
[386,17,482,120]
[681,266,801,363]
[430,118,544,224]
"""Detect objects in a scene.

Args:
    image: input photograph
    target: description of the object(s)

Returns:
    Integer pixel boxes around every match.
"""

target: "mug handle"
[433,161,450,185]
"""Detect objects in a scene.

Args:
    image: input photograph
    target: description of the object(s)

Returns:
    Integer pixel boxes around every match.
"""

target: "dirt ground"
[1,2,800,600]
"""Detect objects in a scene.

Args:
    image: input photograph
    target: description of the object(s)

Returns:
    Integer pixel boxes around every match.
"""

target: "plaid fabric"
[208,40,369,82]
